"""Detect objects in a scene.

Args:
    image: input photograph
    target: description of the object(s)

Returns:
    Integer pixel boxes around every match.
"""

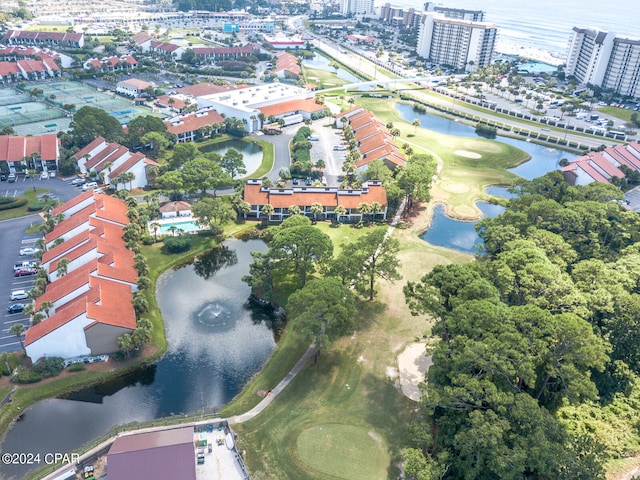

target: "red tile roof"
[258,98,325,118]
[109,152,146,179]
[0,134,58,161]
[74,137,106,159]
[132,32,153,44]
[164,110,225,136]
[0,61,20,76]
[51,189,94,218]
[244,181,388,210]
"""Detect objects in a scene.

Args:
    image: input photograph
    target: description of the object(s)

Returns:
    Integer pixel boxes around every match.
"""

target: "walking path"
[41,345,316,480]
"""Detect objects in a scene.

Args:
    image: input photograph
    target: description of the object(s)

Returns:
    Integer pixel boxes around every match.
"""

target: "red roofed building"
[258,98,326,122]
[243,178,388,222]
[164,109,225,143]
[561,142,640,186]
[0,134,59,173]
[3,30,85,48]
[73,138,158,191]
[131,32,154,52]
[25,279,136,362]
[116,78,156,97]
[192,44,259,62]
[24,192,138,363]
[84,54,137,72]
[0,61,21,82]
[335,106,406,171]
[272,52,301,79]
[149,41,184,60]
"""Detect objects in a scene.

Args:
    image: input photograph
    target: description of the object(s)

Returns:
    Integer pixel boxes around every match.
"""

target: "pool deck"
[151,215,205,234]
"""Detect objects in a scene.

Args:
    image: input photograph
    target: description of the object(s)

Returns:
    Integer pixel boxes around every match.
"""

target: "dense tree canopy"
[402,174,640,479]
[71,106,123,147]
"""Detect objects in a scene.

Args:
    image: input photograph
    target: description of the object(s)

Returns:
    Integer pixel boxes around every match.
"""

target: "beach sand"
[495,39,565,66]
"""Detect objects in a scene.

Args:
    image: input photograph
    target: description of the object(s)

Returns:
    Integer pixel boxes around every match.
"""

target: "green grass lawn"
[304,66,352,89]
[356,97,527,219]
[598,106,636,123]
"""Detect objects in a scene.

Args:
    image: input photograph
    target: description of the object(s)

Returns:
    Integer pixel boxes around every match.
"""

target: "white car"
[40,172,48,180]
[19,247,41,256]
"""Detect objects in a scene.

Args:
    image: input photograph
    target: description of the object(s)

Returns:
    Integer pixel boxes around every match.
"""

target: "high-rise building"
[340,0,374,16]
[417,12,496,72]
[566,27,640,97]
[423,2,485,22]
[379,4,422,29]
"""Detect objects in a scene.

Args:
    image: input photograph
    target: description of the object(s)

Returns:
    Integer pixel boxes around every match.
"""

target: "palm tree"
[370,201,382,221]
[27,168,37,192]
[57,258,70,277]
[261,204,274,221]
[150,222,161,242]
[168,225,178,237]
[288,205,301,216]
[9,323,25,351]
[389,128,401,141]
[358,202,371,222]
[334,205,347,223]
[309,202,323,222]
[412,119,420,135]
[40,301,54,318]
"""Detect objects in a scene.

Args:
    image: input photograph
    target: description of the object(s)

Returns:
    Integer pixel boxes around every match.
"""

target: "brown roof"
[0,134,58,161]
[164,110,225,136]
[74,137,106,159]
[159,201,192,213]
[244,181,388,210]
[109,152,146,179]
[258,98,325,118]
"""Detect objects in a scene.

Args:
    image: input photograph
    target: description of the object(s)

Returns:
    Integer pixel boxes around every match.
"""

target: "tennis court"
[0,80,166,135]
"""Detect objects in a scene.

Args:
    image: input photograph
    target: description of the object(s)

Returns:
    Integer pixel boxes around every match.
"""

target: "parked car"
[40,171,48,180]
[82,181,98,191]
[7,303,25,314]
[49,171,56,178]
[0,174,5,181]
[14,260,37,271]
[292,178,299,185]
[19,247,41,256]
[7,173,16,183]
[15,267,38,277]
[10,290,29,301]
[305,177,312,186]
[71,177,86,186]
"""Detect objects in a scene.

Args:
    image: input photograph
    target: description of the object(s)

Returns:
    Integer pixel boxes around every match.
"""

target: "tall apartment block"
[379,2,484,30]
[423,2,485,22]
[340,0,374,16]
[417,12,496,72]
[566,27,640,97]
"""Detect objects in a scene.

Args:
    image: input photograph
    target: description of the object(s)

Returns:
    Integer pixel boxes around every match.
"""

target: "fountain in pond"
[195,301,236,328]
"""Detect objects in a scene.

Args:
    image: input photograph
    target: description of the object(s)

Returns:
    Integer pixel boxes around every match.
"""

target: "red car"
[14,267,37,277]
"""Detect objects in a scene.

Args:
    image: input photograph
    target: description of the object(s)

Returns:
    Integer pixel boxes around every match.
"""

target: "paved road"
[253,129,295,183]
[311,117,345,186]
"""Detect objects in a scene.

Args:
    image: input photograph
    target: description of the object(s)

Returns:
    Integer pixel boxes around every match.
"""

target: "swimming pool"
[158,219,202,234]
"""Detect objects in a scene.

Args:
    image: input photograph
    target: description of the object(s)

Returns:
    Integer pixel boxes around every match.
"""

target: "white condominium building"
[566,27,640,97]
[417,13,496,72]
[340,0,374,16]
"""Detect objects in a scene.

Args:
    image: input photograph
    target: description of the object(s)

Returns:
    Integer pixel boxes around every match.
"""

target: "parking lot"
[0,175,85,353]
[309,118,347,186]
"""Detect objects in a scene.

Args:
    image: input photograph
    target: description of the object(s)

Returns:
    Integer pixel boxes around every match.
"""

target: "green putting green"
[296,423,389,479]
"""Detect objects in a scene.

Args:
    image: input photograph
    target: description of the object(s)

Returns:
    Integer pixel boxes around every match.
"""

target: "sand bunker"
[454,150,482,159]
[398,343,432,401]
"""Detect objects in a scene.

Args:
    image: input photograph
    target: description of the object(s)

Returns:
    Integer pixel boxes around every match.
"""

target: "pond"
[199,139,263,178]
[0,239,280,480]
[395,103,577,180]
[395,103,576,253]
[421,203,506,253]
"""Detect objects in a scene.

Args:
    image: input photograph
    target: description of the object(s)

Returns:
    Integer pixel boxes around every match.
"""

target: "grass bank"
[356,96,528,219]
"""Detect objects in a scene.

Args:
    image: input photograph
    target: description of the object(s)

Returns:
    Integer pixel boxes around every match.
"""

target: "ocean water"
[383,0,637,56]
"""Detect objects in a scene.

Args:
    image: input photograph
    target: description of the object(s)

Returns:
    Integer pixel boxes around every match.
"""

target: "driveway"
[309,118,344,186]
[253,129,295,183]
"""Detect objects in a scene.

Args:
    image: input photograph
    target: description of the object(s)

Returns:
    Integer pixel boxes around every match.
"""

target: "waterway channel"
[0,239,279,480]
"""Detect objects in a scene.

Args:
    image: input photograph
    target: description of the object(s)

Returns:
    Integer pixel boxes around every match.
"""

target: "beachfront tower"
[566,27,640,98]
[417,12,496,72]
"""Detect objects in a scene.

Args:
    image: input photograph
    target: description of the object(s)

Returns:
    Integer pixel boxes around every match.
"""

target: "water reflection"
[199,139,263,176]
[0,239,276,480]
[421,203,506,253]
[192,244,238,280]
